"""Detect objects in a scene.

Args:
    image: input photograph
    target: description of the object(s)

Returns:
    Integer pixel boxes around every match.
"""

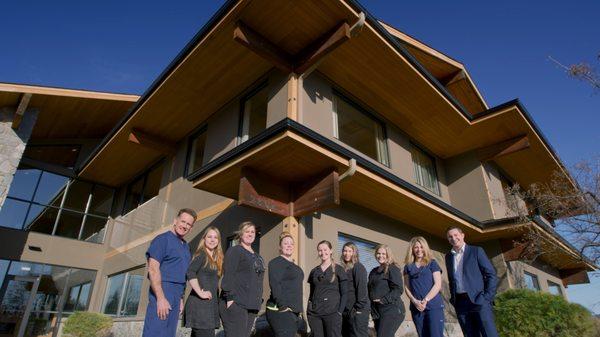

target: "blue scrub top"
[146,231,191,284]
[403,259,444,310]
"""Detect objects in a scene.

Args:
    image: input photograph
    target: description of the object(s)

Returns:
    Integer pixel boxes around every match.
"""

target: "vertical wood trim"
[287,73,298,121]
[282,216,300,263]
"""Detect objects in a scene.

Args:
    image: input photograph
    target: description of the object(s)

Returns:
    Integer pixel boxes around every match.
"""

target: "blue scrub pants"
[142,282,185,337]
[411,308,444,337]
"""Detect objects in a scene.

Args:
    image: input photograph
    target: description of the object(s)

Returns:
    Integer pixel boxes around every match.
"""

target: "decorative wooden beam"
[128,128,176,155]
[441,70,466,87]
[560,268,590,286]
[233,21,294,73]
[11,93,33,130]
[477,135,530,162]
[293,171,340,217]
[294,22,351,74]
[238,167,291,217]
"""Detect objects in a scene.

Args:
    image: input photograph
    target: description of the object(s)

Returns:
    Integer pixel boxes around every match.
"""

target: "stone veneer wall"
[0,107,38,209]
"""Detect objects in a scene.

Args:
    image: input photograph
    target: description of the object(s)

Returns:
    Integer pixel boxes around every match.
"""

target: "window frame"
[410,142,441,196]
[237,81,269,145]
[547,280,563,296]
[523,271,541,291]
[102,266,145,317]
[184,124,208,178]
[122,159,165,215]
[2,164,114,243]
[63,281,92,312]
[331,90,390,167]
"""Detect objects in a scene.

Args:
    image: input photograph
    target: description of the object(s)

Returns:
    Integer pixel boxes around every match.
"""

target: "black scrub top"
[307,264,348,316]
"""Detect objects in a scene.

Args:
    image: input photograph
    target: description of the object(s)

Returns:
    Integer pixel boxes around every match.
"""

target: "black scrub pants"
[342,310,369,337]
[372,303,403,337]
[219,300,256,337]
[308,312,342,337]
[267,309,302,337]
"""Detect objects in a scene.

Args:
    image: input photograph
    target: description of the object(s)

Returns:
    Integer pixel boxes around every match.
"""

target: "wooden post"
[287,73,298,121]
[282,216,300,264]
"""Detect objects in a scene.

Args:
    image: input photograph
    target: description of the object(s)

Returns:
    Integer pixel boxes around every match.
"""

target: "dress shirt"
[451,243,466,294]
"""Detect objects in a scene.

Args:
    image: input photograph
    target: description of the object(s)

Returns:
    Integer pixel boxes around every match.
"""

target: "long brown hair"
[194,226,224,276]
[340,242,359,271]
[374,243,398,275]
[317,240,337,282]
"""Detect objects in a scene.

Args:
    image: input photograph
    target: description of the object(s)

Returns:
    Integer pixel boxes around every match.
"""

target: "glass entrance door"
[0,275,41,337]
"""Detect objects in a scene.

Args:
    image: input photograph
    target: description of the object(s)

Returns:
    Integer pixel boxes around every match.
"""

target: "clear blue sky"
[1,0,598,313]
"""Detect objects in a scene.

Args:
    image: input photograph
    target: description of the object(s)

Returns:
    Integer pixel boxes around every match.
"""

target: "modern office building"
[0,1,595,336]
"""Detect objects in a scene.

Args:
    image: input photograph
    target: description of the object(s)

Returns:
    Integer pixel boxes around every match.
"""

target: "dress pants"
[342,310,369,337]
[142,282,185,337]
[308,312,342,337]
[454,294,499,337]
[411,308,444,337]
[219,300,256,337]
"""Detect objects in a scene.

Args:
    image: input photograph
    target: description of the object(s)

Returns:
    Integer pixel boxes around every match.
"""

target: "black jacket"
[220,245,265,311]
[368,264,404,306]
[268,256,304,313]
[344,262,370,313]
[307,264,348,316]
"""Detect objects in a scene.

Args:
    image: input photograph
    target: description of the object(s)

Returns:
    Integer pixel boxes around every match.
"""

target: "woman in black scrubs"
[340,242,370,337]
[307,240,348,337]
[368,244,405,337]
[219,221,265,337]
[184,226,224,337]
[266,232,304,337]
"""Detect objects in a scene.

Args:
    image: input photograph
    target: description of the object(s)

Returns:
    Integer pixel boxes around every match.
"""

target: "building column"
[0,106,38,208]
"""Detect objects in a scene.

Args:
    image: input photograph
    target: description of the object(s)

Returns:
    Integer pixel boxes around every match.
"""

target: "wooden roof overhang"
[189,118,595,276]
[75,0,576,197]
[0,82,138,140]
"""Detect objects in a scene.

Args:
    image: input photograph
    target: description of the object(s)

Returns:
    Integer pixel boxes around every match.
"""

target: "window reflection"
[2,164,114,243]
[103,267,144,317]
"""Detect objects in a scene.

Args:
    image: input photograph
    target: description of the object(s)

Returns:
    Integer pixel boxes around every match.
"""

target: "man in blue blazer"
[445,226,499,337]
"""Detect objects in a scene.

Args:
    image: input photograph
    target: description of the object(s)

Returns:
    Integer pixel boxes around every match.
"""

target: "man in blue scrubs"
[142,208,196,337]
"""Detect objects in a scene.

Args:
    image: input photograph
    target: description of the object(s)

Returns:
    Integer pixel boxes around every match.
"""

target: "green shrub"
[494,289,595,337]
[63,311,113,337]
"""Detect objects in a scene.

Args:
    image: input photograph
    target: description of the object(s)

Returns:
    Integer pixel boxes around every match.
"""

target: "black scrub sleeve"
[353,263,370,311]
[268,260,285,308]
[220,247,241,302]
[380,265,403,305]
[336,265,349,314]
[186,254,205,282]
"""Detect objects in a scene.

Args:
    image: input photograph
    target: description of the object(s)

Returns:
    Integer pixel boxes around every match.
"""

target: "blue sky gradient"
[1,0,598,313]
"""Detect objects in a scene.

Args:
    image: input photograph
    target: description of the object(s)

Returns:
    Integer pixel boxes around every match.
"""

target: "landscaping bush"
[63,311,113,337]
[494,289,595,337]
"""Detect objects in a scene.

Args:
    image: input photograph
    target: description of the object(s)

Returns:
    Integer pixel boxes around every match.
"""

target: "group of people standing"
[142,208,500,337]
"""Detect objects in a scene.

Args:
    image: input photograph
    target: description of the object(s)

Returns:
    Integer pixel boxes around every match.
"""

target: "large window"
[333,94,389,166]
[523,271,540,291]
[411,144,440,195]
[63,282,92,312]
[186,127,208,176]
[0,164,114,243]
[547,281,563,296]
[103,267,145,317]
[240,84,269,143]
[123,161,165,214]
[337,233,379,273]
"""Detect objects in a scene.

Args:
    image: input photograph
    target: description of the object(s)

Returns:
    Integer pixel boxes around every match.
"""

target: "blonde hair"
[235,221,257,242]
[404,236,432,265]
[317,240,337,282]
[279,231,294,254]
[374,244,398,275]
[194,226,224,276]
[340,242,359,271]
